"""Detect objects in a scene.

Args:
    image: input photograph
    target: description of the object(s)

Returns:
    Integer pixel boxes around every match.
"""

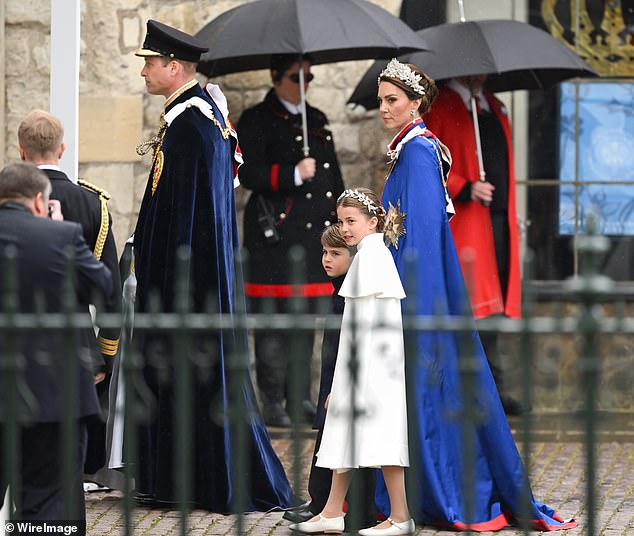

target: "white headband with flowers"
[337,189,380,214]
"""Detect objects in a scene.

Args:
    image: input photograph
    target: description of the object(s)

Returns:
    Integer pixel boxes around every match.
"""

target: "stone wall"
[499,302,634,413]
[3,0,400,251]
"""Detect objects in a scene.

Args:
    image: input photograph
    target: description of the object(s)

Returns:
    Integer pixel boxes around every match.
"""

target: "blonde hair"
[18,110,64,159]
[336,187,386,232]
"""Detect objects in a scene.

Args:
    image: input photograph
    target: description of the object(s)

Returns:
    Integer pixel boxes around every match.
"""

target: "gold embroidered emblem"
[152,150,164,195]
[384,200,406,249]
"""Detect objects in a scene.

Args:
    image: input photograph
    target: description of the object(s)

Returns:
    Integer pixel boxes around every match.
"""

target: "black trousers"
[307,427,377,528]
[250,295,330,406]
[0,420,88,522]
[84,378,110,474]
[254,330,314,405]
[480,211,511,395]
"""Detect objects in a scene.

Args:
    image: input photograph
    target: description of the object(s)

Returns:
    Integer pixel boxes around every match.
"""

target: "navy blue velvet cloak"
[133,83,292,512]
[377,121,576,531]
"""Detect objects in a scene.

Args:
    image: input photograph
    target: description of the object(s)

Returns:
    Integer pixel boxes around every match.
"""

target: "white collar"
[386,121,427,162]
[37,164,62,171]
[357,232,384,251]
[448,78,490,113]
[277,95,302,115]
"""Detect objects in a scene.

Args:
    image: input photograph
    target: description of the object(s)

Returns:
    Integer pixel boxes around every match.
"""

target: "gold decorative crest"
[541,0,634,76]
[152,150,164,195]
[383,200,406,249]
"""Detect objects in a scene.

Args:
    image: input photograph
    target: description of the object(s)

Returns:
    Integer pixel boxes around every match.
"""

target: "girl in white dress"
[290,188,414,536]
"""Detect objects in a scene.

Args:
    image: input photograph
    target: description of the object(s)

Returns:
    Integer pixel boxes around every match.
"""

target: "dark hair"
[379,63,438,115]
[270,54,314,82]
[0,162,51,202]
[336,187,387,232]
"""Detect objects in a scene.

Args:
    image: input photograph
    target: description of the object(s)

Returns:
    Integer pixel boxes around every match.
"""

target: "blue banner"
[559,81,634,235]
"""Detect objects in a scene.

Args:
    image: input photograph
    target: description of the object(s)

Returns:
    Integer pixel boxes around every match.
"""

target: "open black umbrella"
[195,0,427,155]
[349,17,596,189]
[348,19,597,110]
[196,0,427,77]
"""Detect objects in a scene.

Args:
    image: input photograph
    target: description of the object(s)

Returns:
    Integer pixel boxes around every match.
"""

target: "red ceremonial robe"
[424,86,521,319]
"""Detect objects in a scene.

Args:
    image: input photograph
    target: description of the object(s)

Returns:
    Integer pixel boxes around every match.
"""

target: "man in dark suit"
[0,162,112,523]
[18,110,122,475]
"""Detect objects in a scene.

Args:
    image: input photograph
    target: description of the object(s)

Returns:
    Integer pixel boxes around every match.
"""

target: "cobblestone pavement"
[82,414,634,535]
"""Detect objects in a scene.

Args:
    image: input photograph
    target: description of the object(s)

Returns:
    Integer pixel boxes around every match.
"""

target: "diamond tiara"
[378,58,426,96]
[337,189,379,214]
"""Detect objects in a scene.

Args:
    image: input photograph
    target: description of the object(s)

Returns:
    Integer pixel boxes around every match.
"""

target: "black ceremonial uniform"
[45,169,122,361]
[44,168,122,473]
[237,89,345,417]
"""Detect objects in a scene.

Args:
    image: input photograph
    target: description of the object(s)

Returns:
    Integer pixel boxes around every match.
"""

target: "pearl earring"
[410,109,416,116]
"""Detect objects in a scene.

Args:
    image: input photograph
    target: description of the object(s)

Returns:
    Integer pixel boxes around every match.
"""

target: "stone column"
[0,1,5,167]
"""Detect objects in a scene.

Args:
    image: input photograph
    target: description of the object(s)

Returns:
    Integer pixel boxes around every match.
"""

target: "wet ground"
[84,413,634,535]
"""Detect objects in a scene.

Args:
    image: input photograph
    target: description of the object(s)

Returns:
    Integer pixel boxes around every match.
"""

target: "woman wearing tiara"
[375,58,577,532]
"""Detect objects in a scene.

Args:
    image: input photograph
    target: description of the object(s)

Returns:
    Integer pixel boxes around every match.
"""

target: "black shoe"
[263,402,292,427]
[501,395,529,416]
[301,399,317,421]
[287,399,317,424]
[283,506,316,523]
[133,492,158,506]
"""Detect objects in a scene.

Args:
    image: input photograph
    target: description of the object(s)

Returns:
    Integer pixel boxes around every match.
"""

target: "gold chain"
[136,113,167,157]
[384,159,397,183]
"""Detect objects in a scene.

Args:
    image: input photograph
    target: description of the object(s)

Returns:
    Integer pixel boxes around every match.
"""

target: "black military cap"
[135,20,208,62]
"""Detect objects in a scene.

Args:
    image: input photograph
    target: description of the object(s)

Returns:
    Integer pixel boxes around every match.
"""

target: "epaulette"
[77,178,111,260]
[78,178,111,201]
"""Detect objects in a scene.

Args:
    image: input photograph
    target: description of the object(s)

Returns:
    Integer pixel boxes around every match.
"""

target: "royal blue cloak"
[377,120,576,531]
[133,83,292,512]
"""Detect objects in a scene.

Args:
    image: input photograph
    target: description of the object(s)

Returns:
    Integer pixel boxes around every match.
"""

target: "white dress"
[316,232,409,472]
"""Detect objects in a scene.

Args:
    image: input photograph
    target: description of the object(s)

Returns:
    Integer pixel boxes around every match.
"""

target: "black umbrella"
[195,0,427,155]
[348,19,597,110]
[196,0,427,77]
[349,18,596,190]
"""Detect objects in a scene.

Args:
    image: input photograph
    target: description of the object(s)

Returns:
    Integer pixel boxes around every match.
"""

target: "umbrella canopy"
[195,0,427,77]
[349,19,597,109]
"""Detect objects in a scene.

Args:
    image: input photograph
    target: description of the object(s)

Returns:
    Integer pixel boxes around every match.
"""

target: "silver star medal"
[384,200,406,249]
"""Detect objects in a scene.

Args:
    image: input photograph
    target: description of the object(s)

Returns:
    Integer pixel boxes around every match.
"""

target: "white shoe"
[83,481,110,492]
[358,517,415,535]
[289,513,345,534]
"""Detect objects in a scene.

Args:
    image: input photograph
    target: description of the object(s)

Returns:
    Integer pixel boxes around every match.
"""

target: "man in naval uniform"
[17,109,122,476]
[237,54,345,428]
[132,20,292,511]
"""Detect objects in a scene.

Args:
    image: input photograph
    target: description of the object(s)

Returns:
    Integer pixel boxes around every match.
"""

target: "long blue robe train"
[377,119,576,531]
[133,83,292,512]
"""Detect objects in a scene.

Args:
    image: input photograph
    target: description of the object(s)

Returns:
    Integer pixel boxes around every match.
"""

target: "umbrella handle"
[298,63,310,157]
[470,95,490,207]
[457,0,466,22]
